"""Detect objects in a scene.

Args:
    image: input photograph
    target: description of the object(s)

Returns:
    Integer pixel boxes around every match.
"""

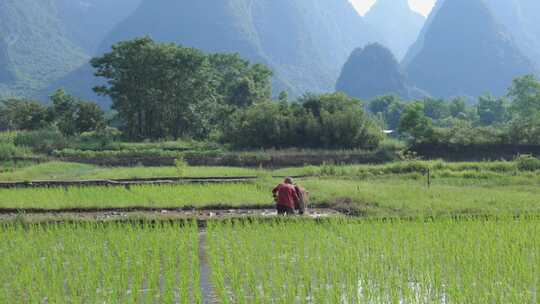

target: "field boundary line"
[0,175,313,189]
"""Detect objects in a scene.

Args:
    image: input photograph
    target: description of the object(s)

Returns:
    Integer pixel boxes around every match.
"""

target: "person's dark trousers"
[277,205,295,215]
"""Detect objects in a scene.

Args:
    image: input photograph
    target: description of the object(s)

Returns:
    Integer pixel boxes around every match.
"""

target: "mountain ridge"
[364,0,425,60]
[405,0,534,98]
[336,43,411,100]
[0,0,88,99]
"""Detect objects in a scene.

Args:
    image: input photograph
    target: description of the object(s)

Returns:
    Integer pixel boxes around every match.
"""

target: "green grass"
[0,162,261,181]
[0,160,532,182]
[1,177,539,216]
[208,217,540,303]
[0,221,200,303]
[0,182,271,210]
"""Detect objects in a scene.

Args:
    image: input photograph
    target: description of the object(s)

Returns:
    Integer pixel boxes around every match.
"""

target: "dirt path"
[198,230,218,304]
[0,208,343,222]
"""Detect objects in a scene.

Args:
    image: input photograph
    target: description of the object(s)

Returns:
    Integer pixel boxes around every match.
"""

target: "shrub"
[77,127,122,150]
[14,128,68,154]
[516,155,540,171]
[0,142,32,160]
[223,93,383,149]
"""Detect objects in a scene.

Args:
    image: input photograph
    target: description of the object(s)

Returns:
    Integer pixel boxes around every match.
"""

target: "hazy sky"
[349,0,436,16]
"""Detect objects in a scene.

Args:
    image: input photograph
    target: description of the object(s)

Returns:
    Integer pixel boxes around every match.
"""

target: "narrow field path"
[0,175,311,189]
[0,208,343,221]
[198,230,218,304]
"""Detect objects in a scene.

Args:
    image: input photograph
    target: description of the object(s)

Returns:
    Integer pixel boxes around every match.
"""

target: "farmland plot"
[207,218,540,303]
[0,222,200,303]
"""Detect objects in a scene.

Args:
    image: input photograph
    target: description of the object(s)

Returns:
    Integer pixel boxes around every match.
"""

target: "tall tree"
[92,37,218,139]
[398,102,435,143]
[92,37,154,138]
[477,94,509,125]
[508,75,540,118]
[0,99,49,131]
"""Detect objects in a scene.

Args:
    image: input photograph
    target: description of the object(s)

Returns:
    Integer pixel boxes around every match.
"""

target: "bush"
[0,142,32,160]
[77,127,122,150]
[516,155,540,171]
[14,128,68,154]
[223,93,383,149]
[0,143,19,160]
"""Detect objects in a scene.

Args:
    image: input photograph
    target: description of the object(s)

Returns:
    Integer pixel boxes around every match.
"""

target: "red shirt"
[272,183,299,209]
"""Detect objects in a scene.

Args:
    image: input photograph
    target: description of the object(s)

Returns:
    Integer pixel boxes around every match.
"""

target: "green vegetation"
[92,37,272,140]
[0,183,270,210]
[370,75,540,146]
[0,91,104,136]
[0,221,200,303]
[1,173,539,215]
[0,162,259,181]
[0,131,33,161]
[208,217,540,303]
[224,92,381,149]
[0,159,535,182]
[3,37,540,156]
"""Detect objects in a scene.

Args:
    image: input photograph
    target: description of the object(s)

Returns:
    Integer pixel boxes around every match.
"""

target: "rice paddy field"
[0,221,201,303]
[1,217,539,303]
[207,217,540,304]
[0,176,539,216]
[1,160,540,302]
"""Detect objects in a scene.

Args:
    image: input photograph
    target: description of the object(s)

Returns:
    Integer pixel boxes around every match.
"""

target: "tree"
[449,97,467,118]
[50,89,78,136]
[398,102,435,143]
[508,74,540,119]
[223,93,382,149]
[76,102,105,133]
[503,75,540,143]
[207,53,272,108]
[423,97,450,120]
[477,94,509,125]
[506,114,540,144]
[0,99,49,131]
[92,37,213,139]
[50,89,105,136]
[368,95,405,130]
[278,91,289,103]
[92,37,272,140]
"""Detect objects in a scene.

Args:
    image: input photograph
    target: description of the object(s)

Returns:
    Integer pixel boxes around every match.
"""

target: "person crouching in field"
[273,177,300,215]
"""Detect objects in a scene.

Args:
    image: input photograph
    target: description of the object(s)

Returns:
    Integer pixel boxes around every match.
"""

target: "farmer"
[272,177,299,215]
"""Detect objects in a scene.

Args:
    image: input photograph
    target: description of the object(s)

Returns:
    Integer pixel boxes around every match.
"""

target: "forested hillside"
[59,0,378,102]
[401,0,445,68]
[405,0,534,98]
[336,44,409,100]
[55,0,142,54]
[486,0,540,70]
[2,0,540,103]
[0,0,88,99]
[0,39,13,83]
[364,0,425,60]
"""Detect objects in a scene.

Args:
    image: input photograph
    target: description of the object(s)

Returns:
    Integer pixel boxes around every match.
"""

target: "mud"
[0,208,343,222]
[198,230,218,304]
